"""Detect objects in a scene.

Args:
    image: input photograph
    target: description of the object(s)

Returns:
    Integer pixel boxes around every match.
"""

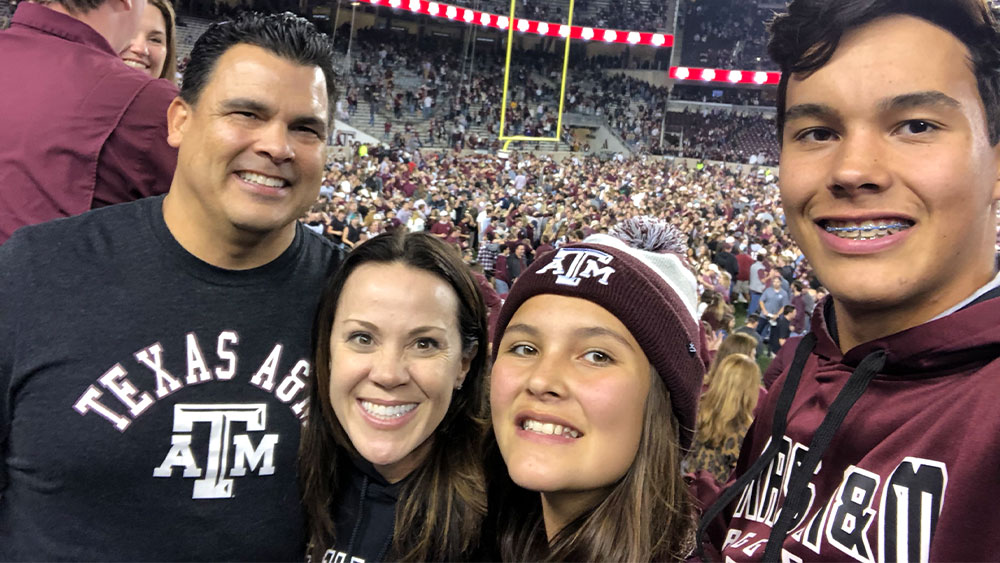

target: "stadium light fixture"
[675,66,690,80]
[353,0,679,48]
[728,70,742,83]
[702,68,716,81]
[753,71,768,85]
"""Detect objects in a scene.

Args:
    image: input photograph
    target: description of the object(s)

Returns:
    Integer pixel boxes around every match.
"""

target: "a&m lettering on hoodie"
[724,436,946,563]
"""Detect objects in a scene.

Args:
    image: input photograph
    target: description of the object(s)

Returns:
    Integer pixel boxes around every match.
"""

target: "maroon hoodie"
[703,289,1000,562]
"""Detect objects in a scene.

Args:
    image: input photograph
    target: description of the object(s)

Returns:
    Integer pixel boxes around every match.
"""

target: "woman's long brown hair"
[299,231,489,562]
[487,373,696,562]
[704,331,758,386]
[695,354,760,447]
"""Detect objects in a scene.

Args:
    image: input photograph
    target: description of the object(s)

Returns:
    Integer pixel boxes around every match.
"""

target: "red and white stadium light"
[355,0,675,47]
[670,66,781,85]
[356,0,784,84]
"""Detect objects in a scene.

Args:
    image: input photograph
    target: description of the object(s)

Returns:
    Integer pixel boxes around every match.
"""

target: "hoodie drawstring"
[346,474,369,558]
[760,346,886,561]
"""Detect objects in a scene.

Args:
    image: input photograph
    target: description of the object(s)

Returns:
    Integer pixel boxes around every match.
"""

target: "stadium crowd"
[680,0,773,70]
[7,0,1000,561]
[303,148,801,337]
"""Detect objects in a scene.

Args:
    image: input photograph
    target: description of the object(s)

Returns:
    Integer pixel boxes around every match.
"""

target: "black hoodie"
[322,455,402,563]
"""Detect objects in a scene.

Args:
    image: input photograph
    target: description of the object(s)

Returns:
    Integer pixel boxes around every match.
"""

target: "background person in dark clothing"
[506,243,530,284]
[712,241,740,284]
[768,305,795,355]
[735,314,765,358]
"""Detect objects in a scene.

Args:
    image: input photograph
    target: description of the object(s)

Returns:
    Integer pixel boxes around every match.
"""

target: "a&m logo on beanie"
[535,248,617,287]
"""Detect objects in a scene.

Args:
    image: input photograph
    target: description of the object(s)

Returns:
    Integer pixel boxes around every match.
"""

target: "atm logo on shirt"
[152,403,279,499]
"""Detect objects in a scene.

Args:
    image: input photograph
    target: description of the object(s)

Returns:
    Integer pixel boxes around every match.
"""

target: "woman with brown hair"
[703,331,759,387]
[299,231,488,562]
[119,0,177,83]
[683,354,762,482]
[485,217,705,561]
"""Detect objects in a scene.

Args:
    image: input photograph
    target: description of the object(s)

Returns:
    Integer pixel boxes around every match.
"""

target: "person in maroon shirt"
[429,213,453,238]
[698,1,1000,561]
[0,1,179,244]
[734,245,753,304]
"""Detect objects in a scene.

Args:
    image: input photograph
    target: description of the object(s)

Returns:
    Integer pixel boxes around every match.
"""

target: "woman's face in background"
[120,6,168,78]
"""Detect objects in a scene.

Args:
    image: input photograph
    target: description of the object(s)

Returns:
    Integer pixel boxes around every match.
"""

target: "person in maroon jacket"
[0,0,179,244]
[734,245,753,304]
[698,1,1000,561]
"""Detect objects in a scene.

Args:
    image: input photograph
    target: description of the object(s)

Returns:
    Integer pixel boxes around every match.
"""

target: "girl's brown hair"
[299,231,488,562]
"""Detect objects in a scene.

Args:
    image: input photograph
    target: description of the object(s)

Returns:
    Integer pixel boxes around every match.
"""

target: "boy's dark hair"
[746,314,761,325]
[782,305,797,316]
[180,12,336,122]
[769,0,1000,145]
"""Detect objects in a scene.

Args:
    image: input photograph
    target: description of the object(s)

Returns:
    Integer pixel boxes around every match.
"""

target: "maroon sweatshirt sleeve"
[93,79,178,207]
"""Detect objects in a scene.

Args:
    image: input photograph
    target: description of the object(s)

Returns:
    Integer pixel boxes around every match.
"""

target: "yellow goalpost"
[498,0,576,151]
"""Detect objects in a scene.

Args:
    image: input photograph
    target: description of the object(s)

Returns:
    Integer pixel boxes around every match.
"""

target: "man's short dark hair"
[180,12,336,121]
[782,305,797,316]
[747,314,761,325]
[769,0,1000,145]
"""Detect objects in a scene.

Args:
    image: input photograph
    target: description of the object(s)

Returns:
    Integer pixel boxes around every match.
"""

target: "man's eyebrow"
[291,114,329,134]
[220,98,272,115]
[878,91,962,113]
[221,98,328,133]
[784,103,841,123]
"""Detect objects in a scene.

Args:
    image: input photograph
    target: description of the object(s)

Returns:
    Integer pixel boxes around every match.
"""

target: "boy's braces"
[825,223,911,233]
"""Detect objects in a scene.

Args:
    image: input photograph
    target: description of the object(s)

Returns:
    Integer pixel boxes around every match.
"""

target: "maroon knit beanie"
[492,217,706,450]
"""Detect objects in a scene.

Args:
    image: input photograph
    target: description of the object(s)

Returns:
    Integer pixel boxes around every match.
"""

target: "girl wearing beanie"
[485,216,707,561]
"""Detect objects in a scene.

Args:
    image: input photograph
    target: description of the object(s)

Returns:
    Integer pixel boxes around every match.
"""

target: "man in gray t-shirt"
[758,276,790,342]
